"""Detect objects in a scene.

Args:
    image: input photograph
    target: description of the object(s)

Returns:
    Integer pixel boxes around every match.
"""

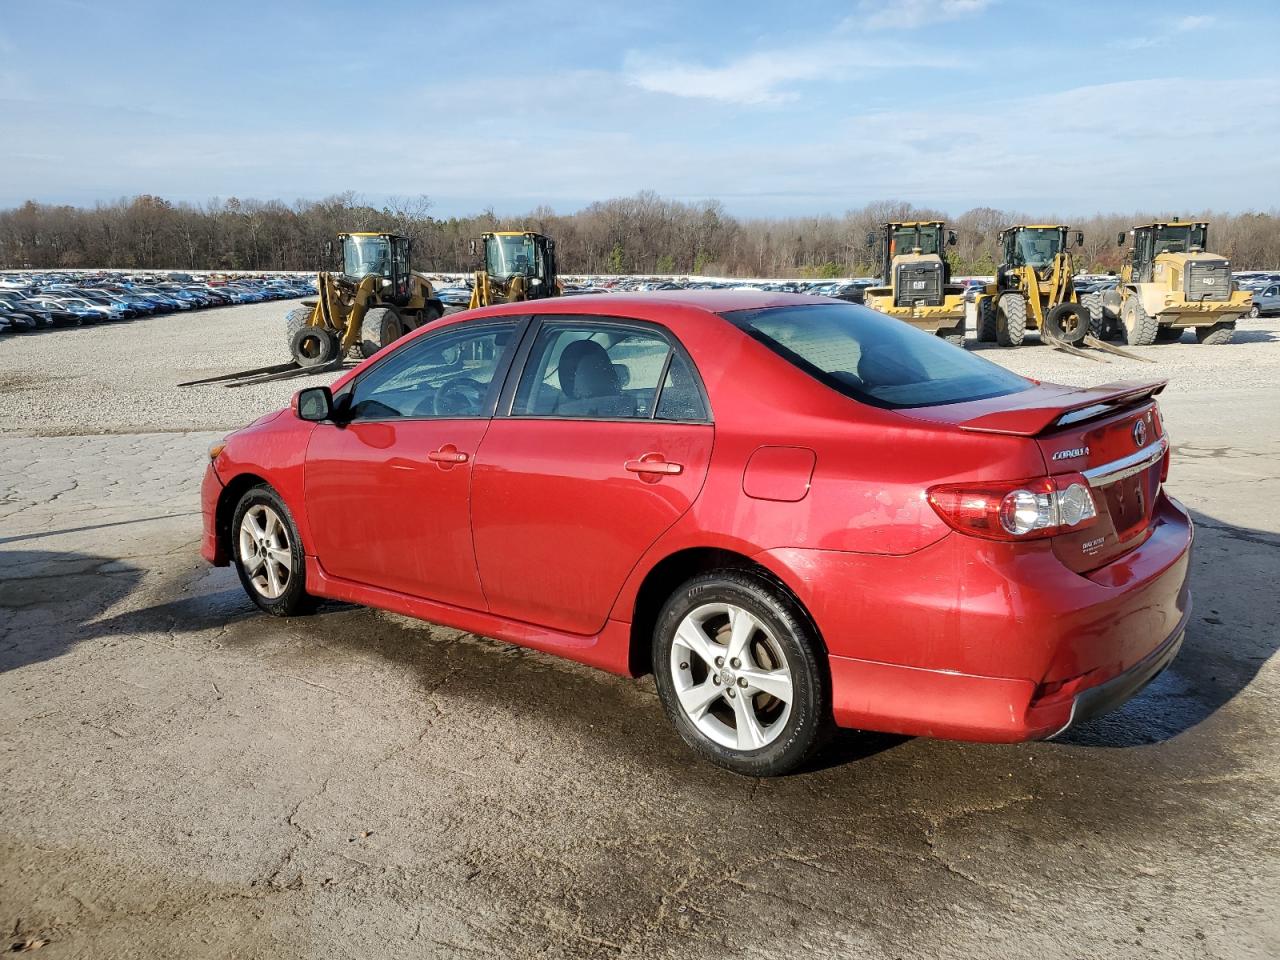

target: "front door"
[305,319,523,610]
[471,317,714,635]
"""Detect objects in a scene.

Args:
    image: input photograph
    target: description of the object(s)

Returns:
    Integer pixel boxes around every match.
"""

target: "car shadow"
[5,501,1274,767]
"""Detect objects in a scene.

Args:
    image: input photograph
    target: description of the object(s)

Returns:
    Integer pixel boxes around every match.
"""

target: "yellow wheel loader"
[862,221,967,345]
[468,231,560,309]
[974,225,1090,348]
[284,232,445,368]
[1100,220,1250,346]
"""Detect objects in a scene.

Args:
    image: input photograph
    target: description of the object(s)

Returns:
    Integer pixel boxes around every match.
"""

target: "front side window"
[344,321,519,421]
[511,320,707,421]
[723,303,1030,410]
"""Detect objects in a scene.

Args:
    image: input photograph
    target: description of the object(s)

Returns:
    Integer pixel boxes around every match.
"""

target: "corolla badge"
[1133,420,1148,447]
[1052,446,1089,461]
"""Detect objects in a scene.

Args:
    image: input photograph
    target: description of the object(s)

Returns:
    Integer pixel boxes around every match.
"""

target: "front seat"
[555,340,633,417]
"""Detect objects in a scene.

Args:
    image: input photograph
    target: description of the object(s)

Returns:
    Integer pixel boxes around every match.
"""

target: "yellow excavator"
[469,231,561,308]
[1100,220,1251,345]
[975,225,1090,347]
[284,232,445,366]
[861,221,967,345]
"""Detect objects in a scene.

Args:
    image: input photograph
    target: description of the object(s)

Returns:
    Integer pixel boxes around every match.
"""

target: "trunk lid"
[907,380,1170,572]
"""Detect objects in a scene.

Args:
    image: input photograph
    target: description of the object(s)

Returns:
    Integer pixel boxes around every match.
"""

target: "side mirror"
[326,239,334,259]
[1075,231,1084,246]
[1117,231,1127,247]
[294,386,333,422]
[947,230,958,246]
[865,231,876,249]
[529,277,543,287]
[469,239,478,257]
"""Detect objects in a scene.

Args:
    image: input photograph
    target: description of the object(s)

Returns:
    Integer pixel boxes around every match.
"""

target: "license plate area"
[1102,467,1158,541]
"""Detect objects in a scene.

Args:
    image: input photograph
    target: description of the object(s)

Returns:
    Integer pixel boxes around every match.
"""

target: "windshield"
[486,234,539,279]
[889,226,941,258]
[1011,228,1063,268]
[343,235,391,279]
[722,303,1030,410]
[1152,224,1208,255]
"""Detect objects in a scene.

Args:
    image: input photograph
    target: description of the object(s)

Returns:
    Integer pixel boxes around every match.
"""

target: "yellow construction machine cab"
[469,231,559,309]
[336,232,414,306]
[1120,221,1212,284]
[877,221,957,304]
[996,225,1081,280]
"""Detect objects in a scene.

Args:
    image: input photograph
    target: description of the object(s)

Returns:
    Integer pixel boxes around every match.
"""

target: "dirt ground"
[1,303,1277,959]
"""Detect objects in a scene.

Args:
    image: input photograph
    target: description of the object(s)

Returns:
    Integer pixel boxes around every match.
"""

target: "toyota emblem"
[1133,420,1148,447]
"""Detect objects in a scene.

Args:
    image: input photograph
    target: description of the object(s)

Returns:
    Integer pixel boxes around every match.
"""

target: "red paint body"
[201,292,1192,742]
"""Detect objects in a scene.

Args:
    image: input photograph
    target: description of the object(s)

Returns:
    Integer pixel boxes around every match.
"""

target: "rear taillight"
[1160,439,1171,483]
[927,474,1097,541]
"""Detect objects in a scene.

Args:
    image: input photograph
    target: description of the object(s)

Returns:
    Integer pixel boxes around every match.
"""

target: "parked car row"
[0,271,315,334]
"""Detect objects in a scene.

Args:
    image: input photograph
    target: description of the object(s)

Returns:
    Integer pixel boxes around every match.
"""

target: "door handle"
[428,446,469,464]
[625,458,683,476]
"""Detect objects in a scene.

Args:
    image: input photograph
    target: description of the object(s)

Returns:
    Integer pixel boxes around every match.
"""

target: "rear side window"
[722,303,1030,409]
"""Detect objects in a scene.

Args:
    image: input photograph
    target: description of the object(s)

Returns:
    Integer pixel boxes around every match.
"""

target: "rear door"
[470,316,714,635]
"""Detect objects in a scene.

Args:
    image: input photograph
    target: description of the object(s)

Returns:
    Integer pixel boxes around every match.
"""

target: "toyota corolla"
[200,292,1192,776]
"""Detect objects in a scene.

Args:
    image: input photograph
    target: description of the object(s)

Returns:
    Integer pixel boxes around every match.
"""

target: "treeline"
[2,192,1278,276]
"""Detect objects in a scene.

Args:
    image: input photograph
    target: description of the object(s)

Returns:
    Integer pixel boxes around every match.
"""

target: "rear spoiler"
[956,380,1168,437]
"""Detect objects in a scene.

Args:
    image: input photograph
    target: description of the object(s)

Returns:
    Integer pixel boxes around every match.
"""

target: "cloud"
[857,0,994,30]
[1175,14,1214,30]
[623,50,831,104]
[624,42,955,105]
[1117,12,1218,49]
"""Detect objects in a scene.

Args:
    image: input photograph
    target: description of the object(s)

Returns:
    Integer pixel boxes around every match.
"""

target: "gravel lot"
[1,301,1277,959]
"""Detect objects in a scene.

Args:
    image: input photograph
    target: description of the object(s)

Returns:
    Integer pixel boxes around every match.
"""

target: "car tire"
[1195,321,1236,345]
[360,306,402,359]
[975,297,998,342]
[1044,302,1089,345]
[1248,304,1260,319]
[231,485,316,617]
[1080,292,1106,339]
[290,325,339,368]
[996,293,1027,347]
[652,570,831,777]
[284,305,312,354]
[1121,296,1159,346]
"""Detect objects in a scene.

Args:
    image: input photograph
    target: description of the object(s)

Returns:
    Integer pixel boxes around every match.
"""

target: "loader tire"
[1195,322,1236,345]
[360,307,402,359]
[1045,303,1089,346]
[940,328,966,347]
[290,325,339,368]
[1081,292,1106,339]
[975,297,998,342]
[1121,296,1158,347]
[284,306,312,354]
[1155,326,1184,343]
[995,293,1027,347]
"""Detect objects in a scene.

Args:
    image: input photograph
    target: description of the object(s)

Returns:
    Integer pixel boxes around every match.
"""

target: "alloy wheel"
[237,504,292,599]
[669,602,794,751]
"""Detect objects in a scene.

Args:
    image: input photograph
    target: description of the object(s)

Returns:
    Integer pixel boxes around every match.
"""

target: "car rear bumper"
[758,493,1193,742]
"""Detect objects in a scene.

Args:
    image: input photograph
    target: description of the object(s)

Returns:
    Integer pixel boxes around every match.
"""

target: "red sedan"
[201,292,1191,776]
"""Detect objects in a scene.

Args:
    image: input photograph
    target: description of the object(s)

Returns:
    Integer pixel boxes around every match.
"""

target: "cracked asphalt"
[1,304,1278,959]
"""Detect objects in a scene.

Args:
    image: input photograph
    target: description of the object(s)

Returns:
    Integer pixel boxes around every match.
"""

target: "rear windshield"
[722,303,1030,410]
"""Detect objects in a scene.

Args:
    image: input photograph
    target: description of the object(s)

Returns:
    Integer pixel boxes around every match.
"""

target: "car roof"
[466,289,828,320]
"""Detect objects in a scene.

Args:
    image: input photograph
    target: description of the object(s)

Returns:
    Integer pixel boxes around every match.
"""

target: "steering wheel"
[433,376,485,416]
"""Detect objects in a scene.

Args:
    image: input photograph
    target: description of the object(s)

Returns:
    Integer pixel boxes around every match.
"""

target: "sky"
[1,0,1278,218]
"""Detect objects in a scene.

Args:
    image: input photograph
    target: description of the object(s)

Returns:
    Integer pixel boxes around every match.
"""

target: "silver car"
[1249,282,1280,318]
